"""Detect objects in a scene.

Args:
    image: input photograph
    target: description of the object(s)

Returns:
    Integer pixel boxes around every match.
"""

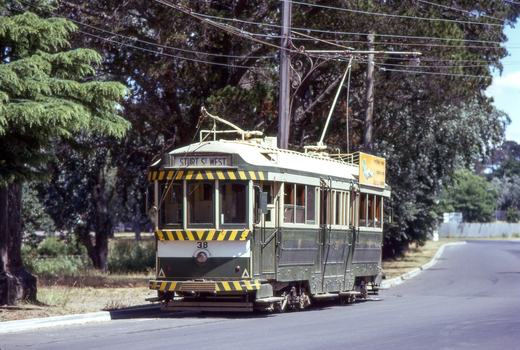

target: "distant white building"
[443,212,463,223]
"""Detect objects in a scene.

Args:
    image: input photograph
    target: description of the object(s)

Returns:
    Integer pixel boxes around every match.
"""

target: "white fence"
[438,222,520,238]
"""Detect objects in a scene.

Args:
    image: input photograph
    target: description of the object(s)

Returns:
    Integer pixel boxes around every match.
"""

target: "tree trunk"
[0,183,37,305]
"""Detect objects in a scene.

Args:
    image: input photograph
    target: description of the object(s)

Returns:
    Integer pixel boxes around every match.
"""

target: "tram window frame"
[375,196,382,228]
[306,186,316,224]
[359,193,367,227]
[258,182,277,224]
[367,194,375,227]
[284,183,316,225]
[349,192,355,227]
[187,181,215,228]
[334,191,341,225]
[159,182,183,228]
[219,181,248,229]
[283,183,295,223]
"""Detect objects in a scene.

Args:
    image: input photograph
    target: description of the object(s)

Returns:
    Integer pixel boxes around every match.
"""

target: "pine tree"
[0,1,129,305]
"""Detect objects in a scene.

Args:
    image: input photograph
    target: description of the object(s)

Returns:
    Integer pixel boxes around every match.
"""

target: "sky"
[486,26,520,144]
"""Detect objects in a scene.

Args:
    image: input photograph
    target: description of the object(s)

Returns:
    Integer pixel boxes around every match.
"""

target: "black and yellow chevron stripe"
[156,230,250,241]
[148,169,266,182]
[149,280,261,292]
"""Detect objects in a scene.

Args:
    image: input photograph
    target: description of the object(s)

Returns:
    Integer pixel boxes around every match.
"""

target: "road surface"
[2,240,519,350]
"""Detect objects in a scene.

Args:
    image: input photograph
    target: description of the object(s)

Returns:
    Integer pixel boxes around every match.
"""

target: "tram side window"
[367,195,375,227]
[188,182,214,226]
[160,183,182,226]
[220,182,247,224]
[284,183,315,224]
[349,192,356,227]
[284,183,295,222]
[306,186,316,224]
[359,193,367,227]
[335,191,341,225]
[295,184,305,223]
[375,196,382,228]
[262,183,274,222]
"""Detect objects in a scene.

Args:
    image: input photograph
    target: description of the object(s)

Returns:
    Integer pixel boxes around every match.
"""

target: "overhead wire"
[278,0,505,27]
[11,0,510,79]
[78,30,272,70]
[416,0,508,23]
[18,0,276,61]
[373,65,492,79]
[195,11,507,45]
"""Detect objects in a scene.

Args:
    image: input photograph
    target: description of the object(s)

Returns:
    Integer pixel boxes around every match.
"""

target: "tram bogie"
[148,132,390,312]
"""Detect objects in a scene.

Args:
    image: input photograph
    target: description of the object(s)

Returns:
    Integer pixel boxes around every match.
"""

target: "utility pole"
[363,33,375,153]
[278,0,291,149]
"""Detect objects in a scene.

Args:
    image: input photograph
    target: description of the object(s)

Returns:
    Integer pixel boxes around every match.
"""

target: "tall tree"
[0,1,129,304]
[442,170,497,223]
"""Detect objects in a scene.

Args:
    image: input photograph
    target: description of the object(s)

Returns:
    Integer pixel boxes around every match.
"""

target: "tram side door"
[256,182,279,280]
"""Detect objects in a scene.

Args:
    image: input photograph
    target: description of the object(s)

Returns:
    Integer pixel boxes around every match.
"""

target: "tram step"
[162,300,254,312]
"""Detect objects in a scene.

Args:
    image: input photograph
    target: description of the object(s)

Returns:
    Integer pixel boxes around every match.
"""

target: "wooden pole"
[363,33,375,153]
[278,0,291,149]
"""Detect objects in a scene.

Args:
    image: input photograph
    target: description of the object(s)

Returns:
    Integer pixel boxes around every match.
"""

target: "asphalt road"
[2,240,519,350]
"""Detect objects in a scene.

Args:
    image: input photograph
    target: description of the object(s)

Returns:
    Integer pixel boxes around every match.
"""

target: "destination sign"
[173,155,231,167]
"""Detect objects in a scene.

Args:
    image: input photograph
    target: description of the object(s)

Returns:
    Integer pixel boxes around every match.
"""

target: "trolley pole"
[363,33,375,154]
[278,0,292,150]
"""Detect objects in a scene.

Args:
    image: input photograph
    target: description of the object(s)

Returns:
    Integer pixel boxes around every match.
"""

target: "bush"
[108,240,155,273]
[505,206,520,223]
[23,255,91,276]
[37,237,67,257]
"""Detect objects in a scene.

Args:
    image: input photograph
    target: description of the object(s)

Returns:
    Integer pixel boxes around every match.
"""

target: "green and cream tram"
[148,133,390,312]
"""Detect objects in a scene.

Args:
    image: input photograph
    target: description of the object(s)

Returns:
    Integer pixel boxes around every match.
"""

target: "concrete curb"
[0,311,111,334]
[380,241,466,289]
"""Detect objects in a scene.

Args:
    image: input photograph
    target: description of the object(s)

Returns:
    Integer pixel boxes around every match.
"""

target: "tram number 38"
[197,242,208,249]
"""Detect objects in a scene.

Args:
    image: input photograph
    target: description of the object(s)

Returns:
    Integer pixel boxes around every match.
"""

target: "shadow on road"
[108,296,382,321]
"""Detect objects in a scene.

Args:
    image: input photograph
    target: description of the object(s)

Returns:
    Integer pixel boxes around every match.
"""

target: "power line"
[373,62,492,69]
[195,12,507,45]
[18,0,276,60]
[374,65,492,79]
[282,0,504,27]
[417,0,508,23]
[78,30,272,70]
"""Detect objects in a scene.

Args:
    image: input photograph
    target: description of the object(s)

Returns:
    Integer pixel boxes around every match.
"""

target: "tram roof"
[155,138,362,181]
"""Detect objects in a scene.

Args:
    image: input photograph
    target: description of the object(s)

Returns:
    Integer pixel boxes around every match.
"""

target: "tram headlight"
[195,251,208,264]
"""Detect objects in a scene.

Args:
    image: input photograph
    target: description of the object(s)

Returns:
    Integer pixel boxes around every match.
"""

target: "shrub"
[37,237,67,257]
[23,256,91,276]
[505,206,520,223]
[108,241,155,273]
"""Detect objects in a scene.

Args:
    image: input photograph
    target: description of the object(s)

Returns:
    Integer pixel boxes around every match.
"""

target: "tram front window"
[188,182,214,226]
[161,183,182,226]
[220,182,246,225]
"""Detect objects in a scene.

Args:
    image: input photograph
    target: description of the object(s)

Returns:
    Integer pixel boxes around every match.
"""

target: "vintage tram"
[147,120,390,312]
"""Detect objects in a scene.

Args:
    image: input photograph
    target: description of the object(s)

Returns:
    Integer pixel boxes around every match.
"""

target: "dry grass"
[1,272,157,323]
[381,239,451,279]
[1,238,457,323]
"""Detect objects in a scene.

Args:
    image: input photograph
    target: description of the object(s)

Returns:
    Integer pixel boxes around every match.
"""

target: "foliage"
[490,174,520,211]
[505,206,520,223]
[36,236,67,257]
[0,0,130,281]
[107,240,155,273]
[441,170,497,223]
[23,255,90,276]
[23,0,519,258]
[0,2,130,186]
[21,182,55,249]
